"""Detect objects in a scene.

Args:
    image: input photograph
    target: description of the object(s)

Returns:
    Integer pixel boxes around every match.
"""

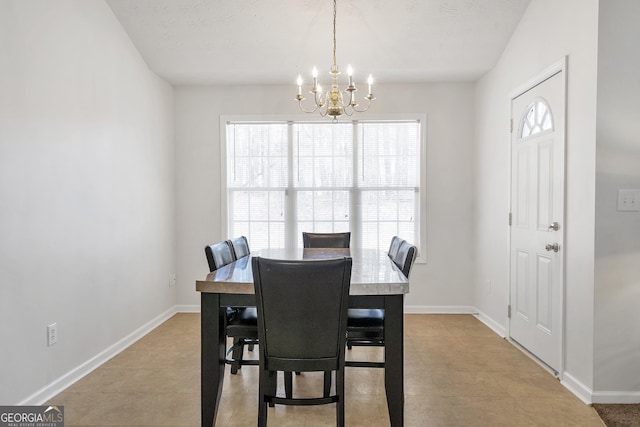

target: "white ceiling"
[106,0,531,86]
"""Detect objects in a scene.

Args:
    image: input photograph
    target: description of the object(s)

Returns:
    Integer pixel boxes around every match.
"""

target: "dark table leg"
[384,295,404,427]
[201,293,226,427]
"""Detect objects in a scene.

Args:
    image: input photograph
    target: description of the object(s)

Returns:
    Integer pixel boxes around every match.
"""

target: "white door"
[509,69,565,373]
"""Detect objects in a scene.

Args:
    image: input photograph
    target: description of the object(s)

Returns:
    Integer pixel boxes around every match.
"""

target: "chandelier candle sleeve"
[294,0,375,121]
[312,67,318,90]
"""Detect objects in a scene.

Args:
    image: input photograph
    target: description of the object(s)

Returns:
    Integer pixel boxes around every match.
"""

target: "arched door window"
[519,98,553,139]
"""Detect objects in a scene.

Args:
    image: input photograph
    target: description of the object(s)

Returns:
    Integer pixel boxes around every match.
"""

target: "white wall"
[473,0,599,396]
[0,1,175,404]
[174,83,476,312]
[593,0,640,399]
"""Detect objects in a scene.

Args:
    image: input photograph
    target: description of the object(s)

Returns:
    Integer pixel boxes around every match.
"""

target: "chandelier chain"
[333,0,337,67]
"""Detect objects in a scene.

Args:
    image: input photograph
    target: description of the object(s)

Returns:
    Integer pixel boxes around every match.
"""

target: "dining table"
[196,247,410,427]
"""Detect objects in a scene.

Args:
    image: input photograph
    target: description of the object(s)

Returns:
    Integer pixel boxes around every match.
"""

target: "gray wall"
[594,0,640,399]
[473,0,599,399]
[174,83,477,312]
[0,0,175,404]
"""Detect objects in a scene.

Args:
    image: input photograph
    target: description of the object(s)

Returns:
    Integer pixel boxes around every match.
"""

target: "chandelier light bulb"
[296,75,303,96]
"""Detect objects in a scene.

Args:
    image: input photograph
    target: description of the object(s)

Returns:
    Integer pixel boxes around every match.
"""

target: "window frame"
[220,114,427,263]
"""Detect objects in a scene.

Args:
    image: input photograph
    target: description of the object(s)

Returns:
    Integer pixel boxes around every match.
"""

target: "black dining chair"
[345,238,417,366]
[228,235,255,352]
[230,235,250,259]
[301,231,351,393]
[393,240,418,278]
[252,256,352,427]
[346,235,404,351]
[302,231,351,249]
[387,235,404,261]
[205,240,235,271]
[205,240,259,375]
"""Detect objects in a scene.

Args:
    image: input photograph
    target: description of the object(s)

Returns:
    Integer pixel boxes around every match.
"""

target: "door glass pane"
[519,99,553,140]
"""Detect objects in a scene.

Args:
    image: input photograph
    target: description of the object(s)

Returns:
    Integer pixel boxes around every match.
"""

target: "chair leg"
[248,342,255,351]
[336,368,345,427]
[230,338,244,374]
[268,371,278,407]
[323,371,332,397]
[284,371,293,399]
[259,370,274,427]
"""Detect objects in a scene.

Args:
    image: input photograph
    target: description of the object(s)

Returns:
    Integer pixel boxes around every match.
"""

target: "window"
[519,98,553,139]
[224,119,424,253]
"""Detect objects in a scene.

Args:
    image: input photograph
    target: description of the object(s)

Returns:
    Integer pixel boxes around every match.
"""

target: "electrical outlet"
[617,189,640,211]
[169,273,177,287]
[47,323,57,346]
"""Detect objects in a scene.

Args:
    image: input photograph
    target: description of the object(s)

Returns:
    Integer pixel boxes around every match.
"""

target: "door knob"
[548,222,560,231]
[545,243,560,252]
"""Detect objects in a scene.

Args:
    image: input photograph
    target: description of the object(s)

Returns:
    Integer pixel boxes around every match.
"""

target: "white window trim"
[219,113,427,263]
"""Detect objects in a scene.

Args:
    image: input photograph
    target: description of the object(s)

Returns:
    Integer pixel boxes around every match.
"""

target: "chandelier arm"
[314,90,326,107]
[297,99,321,114]
[350,98,372,113]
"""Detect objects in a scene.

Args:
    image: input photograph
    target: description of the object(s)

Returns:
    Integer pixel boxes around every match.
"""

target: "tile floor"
[49,313,604,426]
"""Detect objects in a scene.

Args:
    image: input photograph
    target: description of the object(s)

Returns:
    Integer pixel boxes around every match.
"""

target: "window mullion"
[285,122,297,249]
[350,121,360,249]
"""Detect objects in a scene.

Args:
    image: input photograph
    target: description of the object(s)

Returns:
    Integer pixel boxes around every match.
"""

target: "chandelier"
[295,0,375,122]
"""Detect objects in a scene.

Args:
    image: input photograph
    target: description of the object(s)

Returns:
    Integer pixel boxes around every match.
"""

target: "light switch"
[617,189,640,211]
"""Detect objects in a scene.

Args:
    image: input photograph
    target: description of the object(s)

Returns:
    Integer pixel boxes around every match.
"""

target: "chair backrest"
[204,241,235,272]
[302,232,351,248]
[230,236,250,259]
[388,236,404,260]
[393,241,417,278]
[252,257,352,372]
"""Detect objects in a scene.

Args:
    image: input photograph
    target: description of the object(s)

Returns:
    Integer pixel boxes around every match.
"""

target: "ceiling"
[106,0,531,86]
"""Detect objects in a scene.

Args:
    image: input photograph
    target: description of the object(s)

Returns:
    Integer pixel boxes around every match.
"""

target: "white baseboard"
[474,309,507,338]
[591,390,640,404]
[175,304,200,313]
[562,372,593,404]
[404,305,476,314]
[20,306,178,406]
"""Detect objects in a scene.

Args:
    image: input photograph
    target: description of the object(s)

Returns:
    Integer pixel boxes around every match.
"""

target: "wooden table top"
[196,248,409,296]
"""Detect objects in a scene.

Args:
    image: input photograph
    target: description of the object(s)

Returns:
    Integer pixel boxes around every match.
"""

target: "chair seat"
[226,307,258,337]
[206,240,258,376]
[346,309,384,351]
[347,309,384,330]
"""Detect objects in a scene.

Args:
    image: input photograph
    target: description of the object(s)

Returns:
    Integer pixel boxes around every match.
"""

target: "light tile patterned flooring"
[49,313,604,426]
